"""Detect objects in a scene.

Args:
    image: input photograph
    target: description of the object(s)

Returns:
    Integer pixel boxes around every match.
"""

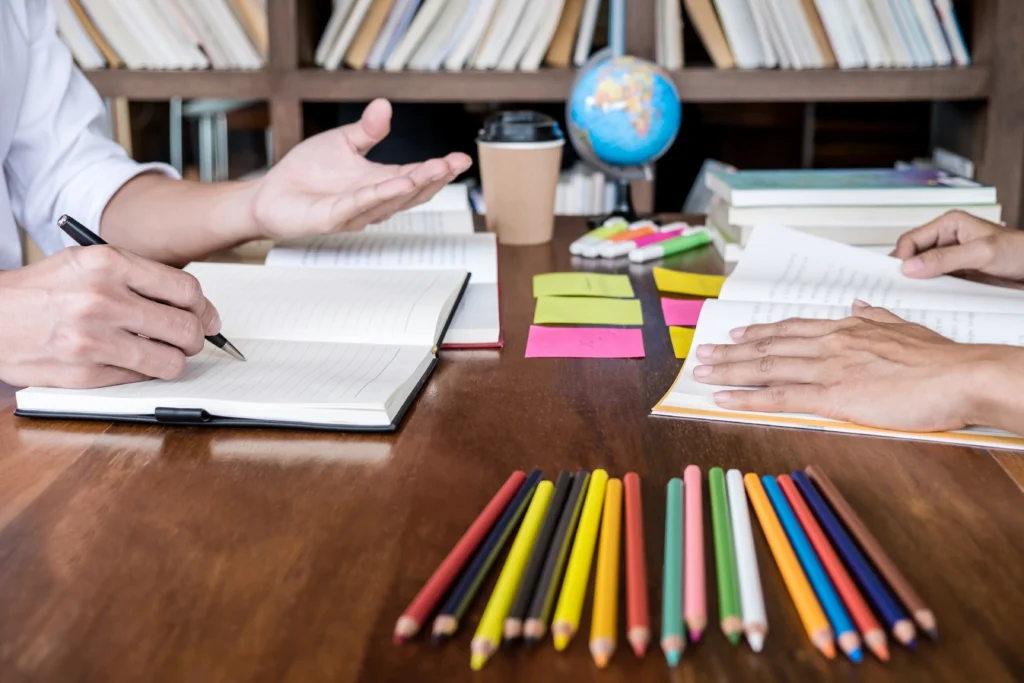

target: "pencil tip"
[554,634,570,651]
[688,629,702,643]
[631,643,646,658]
[592,653,609,668]
[747,632,764,653]
[727,631,741,646]
[470,654,487,671]
[875,644,891,662]
[392,635,404,646]
[665,649,681,667]
[821,643,836,660]
[849,648,863,664]
[907,638,918,651]
[925,627,939,641]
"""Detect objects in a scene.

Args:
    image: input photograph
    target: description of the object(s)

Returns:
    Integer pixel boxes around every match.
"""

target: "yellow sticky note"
[653,268,726,298]
[533,272,635,298]
[534,296,643,326]
[670,326,696,359]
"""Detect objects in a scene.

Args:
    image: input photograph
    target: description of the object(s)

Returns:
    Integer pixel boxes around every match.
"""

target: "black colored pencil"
[431,469,543,641]
[504,470,574,641]
[523,470,591,644]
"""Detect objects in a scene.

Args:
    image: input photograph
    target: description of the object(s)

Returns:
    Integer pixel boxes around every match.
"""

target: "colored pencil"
[524,471,590,644]
[623,472,650,658]
[505,470,574,641]
[792,471,917,649]
[471,481,555,670]
[590,478,623,668]
[806,465,937,640]
[432,469,543,640]
[779,475,890,662]
[709,467,742,644]
[661,478,685,667]
[683,465,706,642]
[744,474,835,660]
[726,469,767,653]
[552,469,609,651]
[395,470,527,643]
[764,476,863,663]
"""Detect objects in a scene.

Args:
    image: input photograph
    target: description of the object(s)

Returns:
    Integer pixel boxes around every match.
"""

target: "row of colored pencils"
[393,464,935,671]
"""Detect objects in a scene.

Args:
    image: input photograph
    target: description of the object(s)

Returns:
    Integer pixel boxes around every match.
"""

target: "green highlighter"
[629,230,711,263]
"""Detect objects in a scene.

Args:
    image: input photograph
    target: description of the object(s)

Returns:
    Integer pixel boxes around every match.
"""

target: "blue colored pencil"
[792,471,918,649]
[763,476,863,663]
[432,469,544,640]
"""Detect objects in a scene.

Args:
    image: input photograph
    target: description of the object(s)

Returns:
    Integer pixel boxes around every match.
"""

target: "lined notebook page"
[363,211,474,235]
[722,225,1024,314]
[266,233,498,283]
[186,263,467,346]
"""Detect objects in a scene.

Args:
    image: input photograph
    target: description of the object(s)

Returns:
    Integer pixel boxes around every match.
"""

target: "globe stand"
[588,177,641,227]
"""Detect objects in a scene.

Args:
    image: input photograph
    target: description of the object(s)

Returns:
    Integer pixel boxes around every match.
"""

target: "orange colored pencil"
[779,476,890,662]
[623,473,650,658]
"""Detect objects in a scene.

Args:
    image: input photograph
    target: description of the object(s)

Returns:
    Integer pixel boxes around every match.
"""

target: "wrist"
[960,345,1024,430]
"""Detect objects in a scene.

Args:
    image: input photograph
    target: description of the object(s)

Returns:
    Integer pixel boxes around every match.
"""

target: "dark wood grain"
[1,219,1022,683]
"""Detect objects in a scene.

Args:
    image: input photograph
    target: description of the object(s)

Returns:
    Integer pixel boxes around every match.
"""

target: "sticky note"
[653,268,726,297]
[534,296,643,326]
[661,298,705,326]
[525,326,645,358]
[670,326,696,359]
[533,272,635,298]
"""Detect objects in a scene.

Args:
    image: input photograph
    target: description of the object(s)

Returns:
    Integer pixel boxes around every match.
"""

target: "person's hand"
[691,302,1004,432]
[892,210,1024,281]
[249,99,473,240]
[0,246,220,388]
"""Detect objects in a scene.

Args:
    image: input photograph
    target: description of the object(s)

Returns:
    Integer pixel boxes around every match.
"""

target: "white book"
[932,0,969,66]
[82,0,148,69]
[843,0,891,67]
[385,0,448,71]
[473,0,530,70]
[408,0,471,70]
[714,202,1002,232]
[868,0,913,66]
[813,0,866,69]
[153,0,211,69]
[323,0,374,70]
[367,0,420,69]
[653,225,1024,450]
[573,0,603,67]
[55,0,107,69]
[781,0,824,67]
[747,0,779,68]
[714,0,764,69]
[890,0,934,66]
[519,0,566,71]
[137,0,192,68]
[315,0,356,66]
[170,0,231,68]
[444,0,501,70]
[656,0,666,66]
[498,0,552,71]
[910,0,951,65]
[766,0,804,68]
[204,0,263,68]
[16,265,470,431]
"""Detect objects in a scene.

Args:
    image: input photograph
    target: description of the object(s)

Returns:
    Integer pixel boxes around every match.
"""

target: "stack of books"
[705,167,1001,258]
[55,0,267,70]
[314,0,610,71]
[678,0,970,70]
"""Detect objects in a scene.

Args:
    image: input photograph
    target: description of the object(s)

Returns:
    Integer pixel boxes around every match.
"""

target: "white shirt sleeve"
[4,0,179,256]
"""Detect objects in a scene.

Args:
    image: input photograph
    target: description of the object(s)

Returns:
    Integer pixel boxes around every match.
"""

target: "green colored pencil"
[709,467,742,644]
[661,478,685,666]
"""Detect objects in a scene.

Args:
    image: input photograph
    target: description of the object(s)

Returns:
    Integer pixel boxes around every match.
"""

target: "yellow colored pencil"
[744,474,835,660]
[470,481,555,671]
[552,469,609,651]
[590,478,623,668]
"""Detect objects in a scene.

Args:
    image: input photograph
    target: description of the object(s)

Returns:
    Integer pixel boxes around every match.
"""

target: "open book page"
[401,184,471,213]
[444,282,500,345]
[721,225,1024,314]
[265,233,498,284]
[186,263,467,347]
[16,341,435,427]
[362,211,475,235]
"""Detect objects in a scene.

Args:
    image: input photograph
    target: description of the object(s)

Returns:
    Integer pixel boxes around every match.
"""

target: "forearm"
[100,174,262,265]
[965,346,1024,435]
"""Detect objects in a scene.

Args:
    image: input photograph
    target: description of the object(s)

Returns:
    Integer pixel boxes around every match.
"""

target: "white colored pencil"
[726,469,768,652]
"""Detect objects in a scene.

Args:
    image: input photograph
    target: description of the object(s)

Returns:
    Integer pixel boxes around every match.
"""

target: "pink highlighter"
[598,223,689,258]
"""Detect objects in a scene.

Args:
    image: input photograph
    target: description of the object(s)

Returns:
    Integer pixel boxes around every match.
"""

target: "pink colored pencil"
[394,471,527,643]
[684,465,706,641]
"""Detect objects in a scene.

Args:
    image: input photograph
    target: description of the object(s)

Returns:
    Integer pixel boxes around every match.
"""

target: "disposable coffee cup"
[477,111,564,246]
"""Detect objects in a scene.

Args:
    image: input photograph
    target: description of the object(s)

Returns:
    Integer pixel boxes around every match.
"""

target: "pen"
[57,214,246,362]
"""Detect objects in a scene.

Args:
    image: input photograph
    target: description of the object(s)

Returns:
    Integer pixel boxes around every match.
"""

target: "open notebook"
[15,264,469,431]
[654,225,1024,450]
[266,196,501,348]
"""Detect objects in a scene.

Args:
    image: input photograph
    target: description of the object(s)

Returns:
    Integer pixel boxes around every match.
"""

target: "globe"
[568,54,682,170]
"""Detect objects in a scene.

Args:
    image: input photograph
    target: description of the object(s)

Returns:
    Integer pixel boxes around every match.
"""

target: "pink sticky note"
[661,298,705,326]
[525,326,645,358]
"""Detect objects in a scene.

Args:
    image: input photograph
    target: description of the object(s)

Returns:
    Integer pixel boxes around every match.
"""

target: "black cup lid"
[478,111,564,143]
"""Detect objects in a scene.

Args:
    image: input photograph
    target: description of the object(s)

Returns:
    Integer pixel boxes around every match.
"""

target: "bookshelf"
[80,0,1024,225]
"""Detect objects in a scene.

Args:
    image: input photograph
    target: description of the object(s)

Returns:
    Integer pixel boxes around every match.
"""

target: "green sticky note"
[534,296,644,326]
[533,272,635,298]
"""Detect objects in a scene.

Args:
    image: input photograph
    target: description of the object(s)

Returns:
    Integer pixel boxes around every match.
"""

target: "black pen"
[57,214,246,362]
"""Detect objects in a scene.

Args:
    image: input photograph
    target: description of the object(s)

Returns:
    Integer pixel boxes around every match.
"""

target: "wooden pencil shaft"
[683,466,705,631]
[662,479,684,642]
[527,470,590,625]
[552,469,609,635]
[709,468,742,627]
[591,479,622,644]
[623,472,650,637]
[726,470,767,632]
[507,471,574,626]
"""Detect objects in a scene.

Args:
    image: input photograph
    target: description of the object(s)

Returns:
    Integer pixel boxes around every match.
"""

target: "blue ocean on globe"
[569,56,682,168]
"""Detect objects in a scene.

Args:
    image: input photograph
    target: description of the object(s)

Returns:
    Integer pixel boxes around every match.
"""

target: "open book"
[654,225,1024,450]
[266,188,501,347]
[16,263,469,431]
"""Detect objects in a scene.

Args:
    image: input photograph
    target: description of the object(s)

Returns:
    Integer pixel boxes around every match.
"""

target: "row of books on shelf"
[683,0,970,70]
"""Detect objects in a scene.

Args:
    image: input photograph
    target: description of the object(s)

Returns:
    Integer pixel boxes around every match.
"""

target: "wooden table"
[2,218,1023,683]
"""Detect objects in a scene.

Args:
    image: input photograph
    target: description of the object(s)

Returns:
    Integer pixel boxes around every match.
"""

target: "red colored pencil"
[623,473,650,657]
[778,475,890,662]
[394,471,527,643]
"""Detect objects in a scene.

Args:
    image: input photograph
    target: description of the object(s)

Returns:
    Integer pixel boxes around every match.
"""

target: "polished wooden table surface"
[2,218,1023,683]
